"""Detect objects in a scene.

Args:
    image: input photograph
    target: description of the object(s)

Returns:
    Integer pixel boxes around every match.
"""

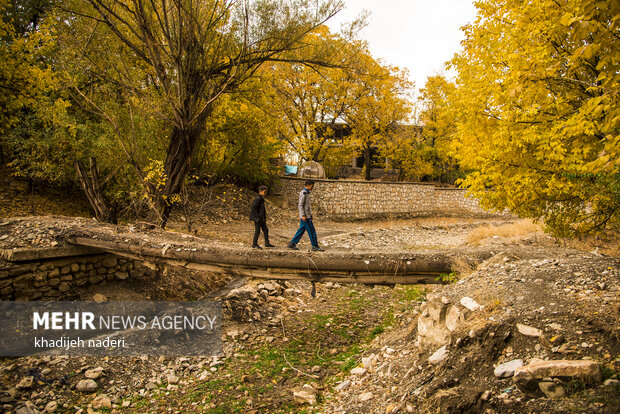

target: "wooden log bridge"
[67,236,492,285]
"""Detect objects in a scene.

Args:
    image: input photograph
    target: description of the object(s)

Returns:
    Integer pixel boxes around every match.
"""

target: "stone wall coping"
[0,246,103,262]
[434,187,469,192]
[279,176,452,187]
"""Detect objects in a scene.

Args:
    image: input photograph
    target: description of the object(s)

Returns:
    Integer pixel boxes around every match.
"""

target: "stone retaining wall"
[0,249,151,301]
[274,177,501,218]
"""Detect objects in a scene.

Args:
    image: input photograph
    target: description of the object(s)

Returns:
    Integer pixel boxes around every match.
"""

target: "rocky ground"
[0,180,618,413]
[323,249,620,414]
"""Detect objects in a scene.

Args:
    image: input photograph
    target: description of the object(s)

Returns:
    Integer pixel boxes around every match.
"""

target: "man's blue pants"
[290,219,318,247]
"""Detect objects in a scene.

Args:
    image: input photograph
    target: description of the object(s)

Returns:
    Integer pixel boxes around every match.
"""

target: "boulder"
[514,359,601,397]
[362,354,378,369]
[76,379,98,393]
[445,304,470,332]
[92,394,112,409]
[417,302,451,349]
[359,392,374,402]
[16,376,34,389]
[84,367,104,380]
[293,384,317,405]
[516,323,543,337]
[92,293,107,303]
[426,301,448,322]
[460,297,481,311]
[44,400,58,413]
[225,285,260,321]
[494,359,523,378]
[428,345,449,365]
[539,382,565,399]
[115,272,129,280]
[334,380,351,392]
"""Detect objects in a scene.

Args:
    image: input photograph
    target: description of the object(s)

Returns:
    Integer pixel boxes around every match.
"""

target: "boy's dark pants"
[253,221,269,246]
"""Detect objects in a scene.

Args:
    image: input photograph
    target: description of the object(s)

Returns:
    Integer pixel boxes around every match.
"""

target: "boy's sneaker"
[312,246,324,252]
[265,243,275,248]
[252,245,263,249]
[288,243,299,250]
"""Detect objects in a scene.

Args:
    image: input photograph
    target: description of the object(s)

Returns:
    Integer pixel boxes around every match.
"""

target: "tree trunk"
[69,236,474,276]
[149,109,211,228]
[364,145,372,181]
[75,157,117,224]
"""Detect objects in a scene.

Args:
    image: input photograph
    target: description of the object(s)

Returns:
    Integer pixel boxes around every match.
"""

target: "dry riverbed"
[0,214,618,413]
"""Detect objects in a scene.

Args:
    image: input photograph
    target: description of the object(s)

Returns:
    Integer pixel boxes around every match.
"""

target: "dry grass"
[451,257,478,277]
[563,234,620,257]
[466,219,544,245]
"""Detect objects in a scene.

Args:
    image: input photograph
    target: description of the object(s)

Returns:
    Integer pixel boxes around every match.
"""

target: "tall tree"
[416,75,460,182]
[345,55,412,180]
[451,0,619,236]
[260,29,413,179]
[61,0,344,227]
[0,0,64,167]
[260,26,361,163]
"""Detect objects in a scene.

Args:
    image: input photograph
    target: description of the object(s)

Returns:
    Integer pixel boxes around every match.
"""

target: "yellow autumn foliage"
[451,0,619,236]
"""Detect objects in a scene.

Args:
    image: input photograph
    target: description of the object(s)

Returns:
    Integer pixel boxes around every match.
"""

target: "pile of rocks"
[221,281,298,322]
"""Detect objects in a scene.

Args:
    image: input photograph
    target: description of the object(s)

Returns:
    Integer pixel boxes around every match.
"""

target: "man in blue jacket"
[288,180,324,251]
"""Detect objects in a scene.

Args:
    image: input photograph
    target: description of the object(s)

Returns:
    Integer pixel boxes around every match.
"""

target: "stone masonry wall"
[0,254,151,301]
[275,177,500,218]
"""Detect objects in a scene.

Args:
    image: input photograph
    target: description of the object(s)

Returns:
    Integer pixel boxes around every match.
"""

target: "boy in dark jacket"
[250,185,274,249]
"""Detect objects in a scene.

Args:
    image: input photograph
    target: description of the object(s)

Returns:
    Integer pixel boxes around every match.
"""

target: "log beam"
[67,236,491,285]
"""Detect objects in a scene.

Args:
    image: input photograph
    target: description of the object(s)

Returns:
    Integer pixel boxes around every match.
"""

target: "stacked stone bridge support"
[0,247,152,301]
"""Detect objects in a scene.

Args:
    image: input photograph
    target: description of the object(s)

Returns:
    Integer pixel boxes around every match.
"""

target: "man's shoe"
[252,245,263,249]
[288,243,299,250]
[265,243,275,248]
[312,246,324,252]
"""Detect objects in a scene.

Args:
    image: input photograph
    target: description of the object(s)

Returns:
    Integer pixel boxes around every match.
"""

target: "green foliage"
[396,285,427,302]
[450,0,620,236]
[200,91,282,186]
[436,272,459,284]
